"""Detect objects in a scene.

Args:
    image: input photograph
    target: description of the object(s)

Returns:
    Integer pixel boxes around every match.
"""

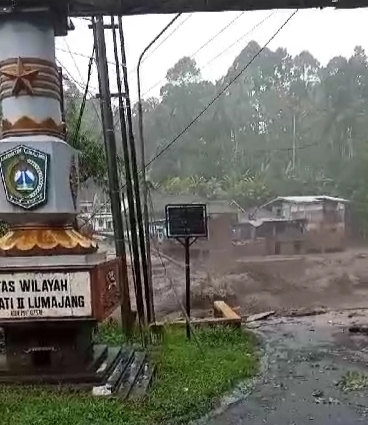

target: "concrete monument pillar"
[0,7,123,383]
[0,13,97,255]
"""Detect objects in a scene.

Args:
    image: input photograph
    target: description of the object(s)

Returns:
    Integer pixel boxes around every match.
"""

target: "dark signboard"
[165,204,208,239]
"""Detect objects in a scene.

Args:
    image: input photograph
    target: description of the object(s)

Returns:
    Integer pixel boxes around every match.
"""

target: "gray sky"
[55,8,368,103]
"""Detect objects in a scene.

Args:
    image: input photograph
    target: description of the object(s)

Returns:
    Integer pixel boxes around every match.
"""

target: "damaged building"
[236,195,348,255]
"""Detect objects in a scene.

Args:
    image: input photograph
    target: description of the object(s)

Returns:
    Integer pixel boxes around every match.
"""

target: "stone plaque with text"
[0,271,91,319]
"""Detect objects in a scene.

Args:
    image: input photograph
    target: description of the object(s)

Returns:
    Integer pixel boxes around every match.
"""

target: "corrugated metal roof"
[267,195,349,205]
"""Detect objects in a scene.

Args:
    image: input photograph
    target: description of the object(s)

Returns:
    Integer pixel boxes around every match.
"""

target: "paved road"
[206,314,368,425]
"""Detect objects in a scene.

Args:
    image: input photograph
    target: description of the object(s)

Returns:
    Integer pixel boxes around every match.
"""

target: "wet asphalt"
[205,315,368,425]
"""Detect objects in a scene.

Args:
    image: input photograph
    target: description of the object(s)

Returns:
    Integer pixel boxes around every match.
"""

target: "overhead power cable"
[79,9,299,229]
[71,45,95,146]
[141,10,276,98]
[190,11,245,59]
[119,13,192,84]
[58,62,93,92]
[60,40,104,135]
[57,15,189,82]
[56,47,97,61]
[139,14,192,66]
[144,9,299,168]
[202,11,277,73]
[58,14,191,103]
[58,61,103,136]
[64,39,101,108]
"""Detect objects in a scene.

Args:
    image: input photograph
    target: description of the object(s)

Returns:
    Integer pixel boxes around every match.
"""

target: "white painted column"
[0,15,63,139]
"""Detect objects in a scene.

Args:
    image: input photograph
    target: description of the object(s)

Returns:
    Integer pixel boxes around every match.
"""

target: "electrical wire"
[60,39,119,140]
[58,62,92,91]
[56,47,95,60]
[63,40,99,92]
[71,46,95,146]
[141,11,276,98]
[191,12,246,58]
[60,11,249,99]
[201,11,277,74]
[58,61,103,136]
[67,45,94,231]
[145,10,298,168]
[139,14,193,67]
[79,10,298,229]
[63,39,103,131]
[57,15,189,82]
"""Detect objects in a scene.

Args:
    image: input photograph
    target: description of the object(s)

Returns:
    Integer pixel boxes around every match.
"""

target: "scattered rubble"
[246,311,275,323]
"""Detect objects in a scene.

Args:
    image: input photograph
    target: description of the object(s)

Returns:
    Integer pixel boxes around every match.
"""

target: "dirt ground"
[147,246,368,320]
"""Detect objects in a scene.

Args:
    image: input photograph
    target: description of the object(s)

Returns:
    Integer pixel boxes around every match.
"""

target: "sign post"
[165,204,208,339]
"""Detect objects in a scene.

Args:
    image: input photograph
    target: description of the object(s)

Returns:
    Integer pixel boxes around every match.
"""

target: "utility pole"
[117,17,154,323]
[135,14,181,322]
[92,16,135,334]
[109,15,146,328]
[292,114,296,170]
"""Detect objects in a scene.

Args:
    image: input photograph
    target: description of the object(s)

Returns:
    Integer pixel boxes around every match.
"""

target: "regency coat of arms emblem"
[0,145,49,209]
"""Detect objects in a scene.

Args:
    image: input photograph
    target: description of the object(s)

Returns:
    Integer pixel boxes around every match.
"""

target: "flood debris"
[245,322,261,329]
[349,325,368,335]
[246,311,275,323]
[312,389,340,405]
[287,307,327,318]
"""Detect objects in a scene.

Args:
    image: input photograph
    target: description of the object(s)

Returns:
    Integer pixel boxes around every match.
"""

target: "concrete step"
[105,348,134,393]
[128,359,156,400]
[118,351,146,400]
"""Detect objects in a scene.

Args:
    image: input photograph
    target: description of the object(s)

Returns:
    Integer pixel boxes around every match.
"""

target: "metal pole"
[92,16,133,335]
[136,65,153,322]
[110,16,146,327]
[185,236,191,340]
[292,114,296,170]
[135,13,181,323]
[117,16,154,323]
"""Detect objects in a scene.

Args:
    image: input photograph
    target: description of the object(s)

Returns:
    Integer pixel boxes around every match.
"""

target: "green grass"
[0,326,258,425]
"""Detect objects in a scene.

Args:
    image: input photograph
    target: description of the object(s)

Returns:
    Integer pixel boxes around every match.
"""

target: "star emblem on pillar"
[0,57,39,96]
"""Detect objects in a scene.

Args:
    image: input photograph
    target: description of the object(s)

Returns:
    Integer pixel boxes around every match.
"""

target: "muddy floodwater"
[204,311,368,424]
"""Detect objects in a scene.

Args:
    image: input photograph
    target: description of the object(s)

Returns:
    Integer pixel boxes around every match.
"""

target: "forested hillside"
[133,42,368,234]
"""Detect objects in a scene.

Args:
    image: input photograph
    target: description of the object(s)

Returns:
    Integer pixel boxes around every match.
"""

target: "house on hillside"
[261,195,349,252]
[79,195,115,235]
[233,207,307,256]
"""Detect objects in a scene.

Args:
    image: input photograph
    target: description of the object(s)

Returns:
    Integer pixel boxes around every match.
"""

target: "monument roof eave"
[4,0,368,17]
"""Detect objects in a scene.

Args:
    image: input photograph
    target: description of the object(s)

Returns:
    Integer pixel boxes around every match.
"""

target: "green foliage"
[160,173,271,207]
[0,221,8,237]
[337,370,368,392]
[137,43,368,234]
[64,80,126,188]
[0,327,258,425]
[64,85,108,187]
